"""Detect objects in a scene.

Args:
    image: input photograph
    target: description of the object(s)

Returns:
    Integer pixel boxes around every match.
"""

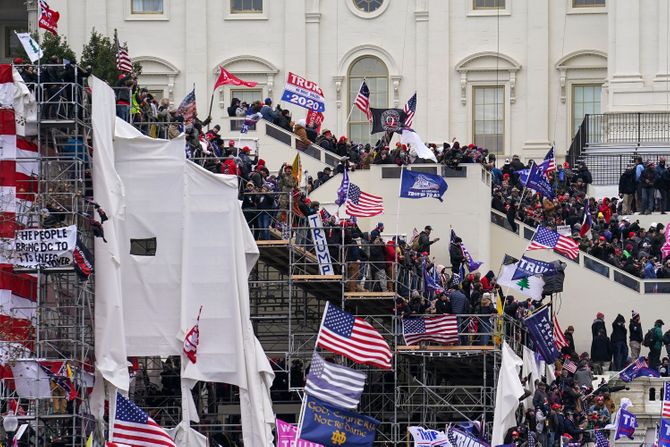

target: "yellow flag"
[291,153,302,185]
[86,433,93,447]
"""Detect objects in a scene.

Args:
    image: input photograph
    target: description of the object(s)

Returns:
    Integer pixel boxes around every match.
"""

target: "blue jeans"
[257,211,270,240]
[116,104,130,122]
[612,340,628,370]
[479,318,492,346]
[642,187,655,212]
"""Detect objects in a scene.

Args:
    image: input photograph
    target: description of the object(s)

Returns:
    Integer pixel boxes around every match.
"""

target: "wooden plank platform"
[344,292,396,299]
[397,345,496,352]
[291,274,343,281]
[256,239,289,246]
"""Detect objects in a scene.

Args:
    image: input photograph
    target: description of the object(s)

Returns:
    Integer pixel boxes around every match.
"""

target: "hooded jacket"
[610,314,627,343]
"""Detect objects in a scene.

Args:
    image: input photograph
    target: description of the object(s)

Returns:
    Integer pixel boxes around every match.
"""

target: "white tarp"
[10,360,52,399]
[491,342,524,446]
[91,77,275,446]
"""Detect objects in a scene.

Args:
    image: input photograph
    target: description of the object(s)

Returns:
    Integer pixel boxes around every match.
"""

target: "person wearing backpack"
[648,319,665,369]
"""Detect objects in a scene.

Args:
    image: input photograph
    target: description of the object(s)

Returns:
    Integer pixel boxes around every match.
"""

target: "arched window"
[348,56,388,144]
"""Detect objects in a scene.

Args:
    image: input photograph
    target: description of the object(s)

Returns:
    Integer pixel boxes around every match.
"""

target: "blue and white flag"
[299,396,379,447]
[516,148,555,183]
[524,306,559,363]
[511,256,558,280]
[400,169,448,201]
[422,261,444,294]
[451,229,482,272]
[304,352,366,410]
[619,357,660,382]
[615,408,638,440]
[336,169,350,206]
[660,419,670,447]
[525,162,555,199]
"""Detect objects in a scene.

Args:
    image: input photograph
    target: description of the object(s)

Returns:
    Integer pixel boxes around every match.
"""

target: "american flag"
[111,393,176,447]
[354,81,372,122]
[345,184,384,218]
[447,426,458,447]
[544,147,556,175]
[663,381,670,418]
[594,430,609,447]
[183,305,202,364]
[528,226,579,260]
[562,360,577,374]
[316,302,392,369]
[305,352,366,409]
[115,41,132,73]
[177,88,197,124]
[403,92,417,128]
[402,315,458,346]
[553,315,569,351]
[579,205,592,238]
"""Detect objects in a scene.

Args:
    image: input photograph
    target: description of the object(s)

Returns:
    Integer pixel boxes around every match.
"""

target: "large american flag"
[305,352,366,409]
[354,81,372,122]
[402,315,458,346]
[663,381,670,419]
[527,226,579,260]
[553,315,569,351]
[316,302,392,369]
[177,88,197,124]
[345,183,384,218]
[111,393,176,447]
[403,92,417,128]
[116,45,132,73]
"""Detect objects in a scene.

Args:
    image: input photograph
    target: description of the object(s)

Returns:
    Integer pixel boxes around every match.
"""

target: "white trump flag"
[14,32,43,63]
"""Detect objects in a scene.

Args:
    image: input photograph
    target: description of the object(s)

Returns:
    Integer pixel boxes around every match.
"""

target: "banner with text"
[308,214,334,275]
[276,418,323,447]
[13,225,76,268]
[282,72,326,112]
[299,396,379,447]
[306,110,325,133]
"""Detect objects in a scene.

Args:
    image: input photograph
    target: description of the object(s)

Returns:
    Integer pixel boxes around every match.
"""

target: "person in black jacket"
[640,162,657,214]
[449,236,465,274]
[655,158,670,213]
[591,312,607,338]
[610,314,628,370]
[564,325,576,356]
[227,98,240,117]
[591,329,612,373]
[629,310,643,359]
[417,226,440,255]
[618,165,637,214]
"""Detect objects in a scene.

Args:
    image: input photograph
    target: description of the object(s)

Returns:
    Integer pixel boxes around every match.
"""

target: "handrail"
[490,208,670,294]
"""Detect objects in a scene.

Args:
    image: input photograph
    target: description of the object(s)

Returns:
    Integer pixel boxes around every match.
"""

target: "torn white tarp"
[492,342,524,446]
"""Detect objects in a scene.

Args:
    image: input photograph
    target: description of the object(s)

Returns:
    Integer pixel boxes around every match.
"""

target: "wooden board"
[256,239,289,246]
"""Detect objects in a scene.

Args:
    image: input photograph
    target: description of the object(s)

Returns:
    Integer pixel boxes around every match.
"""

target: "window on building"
[348,56,388,144]
[572,0,605,7]
[473,86,504,153]
[130,238,157,256]
[572,84,601,135]
[473,0,505,9]
[231,0,263,13]
[131,0,164,14]
[231,88,263,107]
[353,0,384,13]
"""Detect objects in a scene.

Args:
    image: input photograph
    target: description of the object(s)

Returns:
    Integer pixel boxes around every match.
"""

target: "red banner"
[38,0,59,35]
[306,110,324,133]
[213,66,257,90]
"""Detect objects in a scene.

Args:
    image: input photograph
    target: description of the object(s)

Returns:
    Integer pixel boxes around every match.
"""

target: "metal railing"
[490,209,670,294]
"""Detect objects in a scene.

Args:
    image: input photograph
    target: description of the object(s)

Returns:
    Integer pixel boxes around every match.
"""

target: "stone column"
[184,0,208,111]
[414,0,429,137]
[305,0,321,82]
[609,0,643,87]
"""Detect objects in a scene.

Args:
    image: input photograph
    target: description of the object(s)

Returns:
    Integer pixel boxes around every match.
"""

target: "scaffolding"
[0,64,95,446]
[1,63,524,446]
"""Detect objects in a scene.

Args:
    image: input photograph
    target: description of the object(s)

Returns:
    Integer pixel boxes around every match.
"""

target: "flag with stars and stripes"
[316,302,392,369]
[402,315,458,346]
[544,147,556,175]
[594,430,609,447]
[177,88,197,124]
[344,183,384,218]
[354,81,372,122]
[662,382,670,419]
[304,352,366,410]
[562,359,577,374]
[527,226,579,260]
[403,92,417,128]
[115,42,132,73]
[553,315,569,351]
[111,393,176,447]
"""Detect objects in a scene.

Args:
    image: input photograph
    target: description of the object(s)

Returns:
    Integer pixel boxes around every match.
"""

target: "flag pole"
[345,79,366,127]
[395,165,405,267]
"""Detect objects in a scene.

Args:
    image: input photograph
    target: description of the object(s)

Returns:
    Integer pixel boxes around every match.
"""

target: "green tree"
[515,277,530,291]
[38,32,77,64]
[80,29,117,84]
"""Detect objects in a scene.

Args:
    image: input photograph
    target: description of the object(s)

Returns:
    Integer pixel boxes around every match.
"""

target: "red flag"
[213,66,257,90]
[183,305,202,363]
[306,110,324,133]
[38,0,60,35]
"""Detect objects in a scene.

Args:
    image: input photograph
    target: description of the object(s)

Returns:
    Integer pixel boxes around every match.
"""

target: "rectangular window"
[473,0,505,9]
[473,86,504,154]
[231,0,263,13]
[130,238,157,256]
[572,0,605,7]
[231,88,262,107]
[572,84,601,136]
[131,0,164,14]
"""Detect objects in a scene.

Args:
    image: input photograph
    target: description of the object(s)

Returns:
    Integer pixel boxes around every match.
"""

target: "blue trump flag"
[300,395,380,447]
[525,162,555,199]
[400,169,448,202]
[511,255,558,280]
[524,306,559,363]
[619,357,660,382]
[660,419,670,447]
[614,408,638,440]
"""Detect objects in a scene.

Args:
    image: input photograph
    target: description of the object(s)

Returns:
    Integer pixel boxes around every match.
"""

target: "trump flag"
[400,169,448,201]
